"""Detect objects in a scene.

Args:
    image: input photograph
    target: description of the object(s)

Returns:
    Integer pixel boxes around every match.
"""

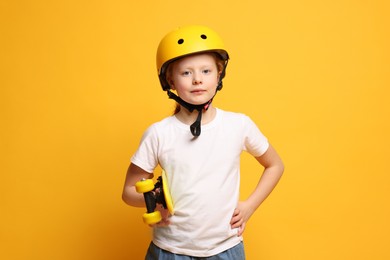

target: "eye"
[202,69,211,74]
[200,34,207,39]
[178,39,184,44]
[181,71,191,76]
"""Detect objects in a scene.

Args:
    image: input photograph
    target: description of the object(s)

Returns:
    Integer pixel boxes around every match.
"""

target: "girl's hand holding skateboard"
[150,203,171,227]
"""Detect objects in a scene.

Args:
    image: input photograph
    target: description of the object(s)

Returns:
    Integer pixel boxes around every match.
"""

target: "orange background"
[1,0,389,259]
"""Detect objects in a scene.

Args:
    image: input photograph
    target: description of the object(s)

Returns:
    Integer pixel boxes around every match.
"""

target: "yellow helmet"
[156,25,229,90]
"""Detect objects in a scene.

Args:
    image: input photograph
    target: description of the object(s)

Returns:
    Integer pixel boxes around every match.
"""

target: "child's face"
[168,53,220,105]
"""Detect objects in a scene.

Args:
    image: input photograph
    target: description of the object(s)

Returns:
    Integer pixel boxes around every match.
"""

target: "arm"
[231,144,284,235]
[122,163,153,207]
[122,163,171,226]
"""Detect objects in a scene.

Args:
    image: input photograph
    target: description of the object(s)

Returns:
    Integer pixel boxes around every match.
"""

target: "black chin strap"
[167,90,213,137]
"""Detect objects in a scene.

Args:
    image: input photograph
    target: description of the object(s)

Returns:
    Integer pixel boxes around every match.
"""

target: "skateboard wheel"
[143,211,162,225]
[135,179,154,193]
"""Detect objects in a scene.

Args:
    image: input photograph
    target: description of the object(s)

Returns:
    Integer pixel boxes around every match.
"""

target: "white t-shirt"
[131,108,269,257]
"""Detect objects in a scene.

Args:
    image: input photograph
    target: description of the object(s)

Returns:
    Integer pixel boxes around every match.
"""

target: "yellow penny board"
[162,170,174,215]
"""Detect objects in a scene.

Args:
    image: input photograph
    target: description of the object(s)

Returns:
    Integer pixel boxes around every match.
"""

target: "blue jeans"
[145,241,245,260]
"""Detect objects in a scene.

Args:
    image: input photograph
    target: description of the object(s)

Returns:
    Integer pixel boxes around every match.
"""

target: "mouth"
[191,89,206,94]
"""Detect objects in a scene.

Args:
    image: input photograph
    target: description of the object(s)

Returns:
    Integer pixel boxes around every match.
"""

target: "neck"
[175,105,216,125]
[167,90,217,136]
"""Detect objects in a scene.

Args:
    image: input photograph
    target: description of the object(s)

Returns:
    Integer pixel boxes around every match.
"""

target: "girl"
[122,25,284,259]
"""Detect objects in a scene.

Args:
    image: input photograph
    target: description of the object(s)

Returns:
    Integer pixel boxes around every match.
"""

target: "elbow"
[280,160,285,173]
[122,191,130,205]
[122,186,144,207]
[277,158,285,174]
[278,161,285,179]
[121,187,133,206]
[270,157,284,180]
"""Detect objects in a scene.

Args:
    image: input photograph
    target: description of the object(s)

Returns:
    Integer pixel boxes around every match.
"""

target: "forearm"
[246,164,284,211]
[122,163,153,207]
[122,185,146,207]
[246,145,284,211]
[231,160,283,235]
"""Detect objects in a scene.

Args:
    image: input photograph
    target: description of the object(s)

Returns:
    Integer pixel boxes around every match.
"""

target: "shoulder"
[146,116,175,131]
[217,108,266,137]
[214,109,263,140]
[217,108,254,126]
[218,109,270,156]
[140,116,175,139]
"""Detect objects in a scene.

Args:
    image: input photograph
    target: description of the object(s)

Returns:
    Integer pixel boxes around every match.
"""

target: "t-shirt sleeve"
[242,115,269,157]
[131,124,159,174]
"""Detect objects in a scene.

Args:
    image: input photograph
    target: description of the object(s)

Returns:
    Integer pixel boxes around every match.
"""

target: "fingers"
[231,208,246,236]
[237,222,246,236]
[149,204,171,227]
[148,216,171,227]
[150,218,171,227]
[230,208,242,227]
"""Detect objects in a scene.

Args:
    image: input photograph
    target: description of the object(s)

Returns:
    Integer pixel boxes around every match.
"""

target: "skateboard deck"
[161,169,174,215]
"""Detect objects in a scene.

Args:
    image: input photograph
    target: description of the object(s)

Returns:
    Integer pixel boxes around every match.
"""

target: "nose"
[193,72,202,85]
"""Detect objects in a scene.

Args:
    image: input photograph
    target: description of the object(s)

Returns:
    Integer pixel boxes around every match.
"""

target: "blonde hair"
[165,52,226,115]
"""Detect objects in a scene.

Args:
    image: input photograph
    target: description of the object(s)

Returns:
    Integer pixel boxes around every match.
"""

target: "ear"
[217,71,222,82]
[168,78,175,90]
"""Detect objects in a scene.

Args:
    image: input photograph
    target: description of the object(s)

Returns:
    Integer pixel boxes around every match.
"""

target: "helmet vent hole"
[200,34,207,39]
[178,39,184,44]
